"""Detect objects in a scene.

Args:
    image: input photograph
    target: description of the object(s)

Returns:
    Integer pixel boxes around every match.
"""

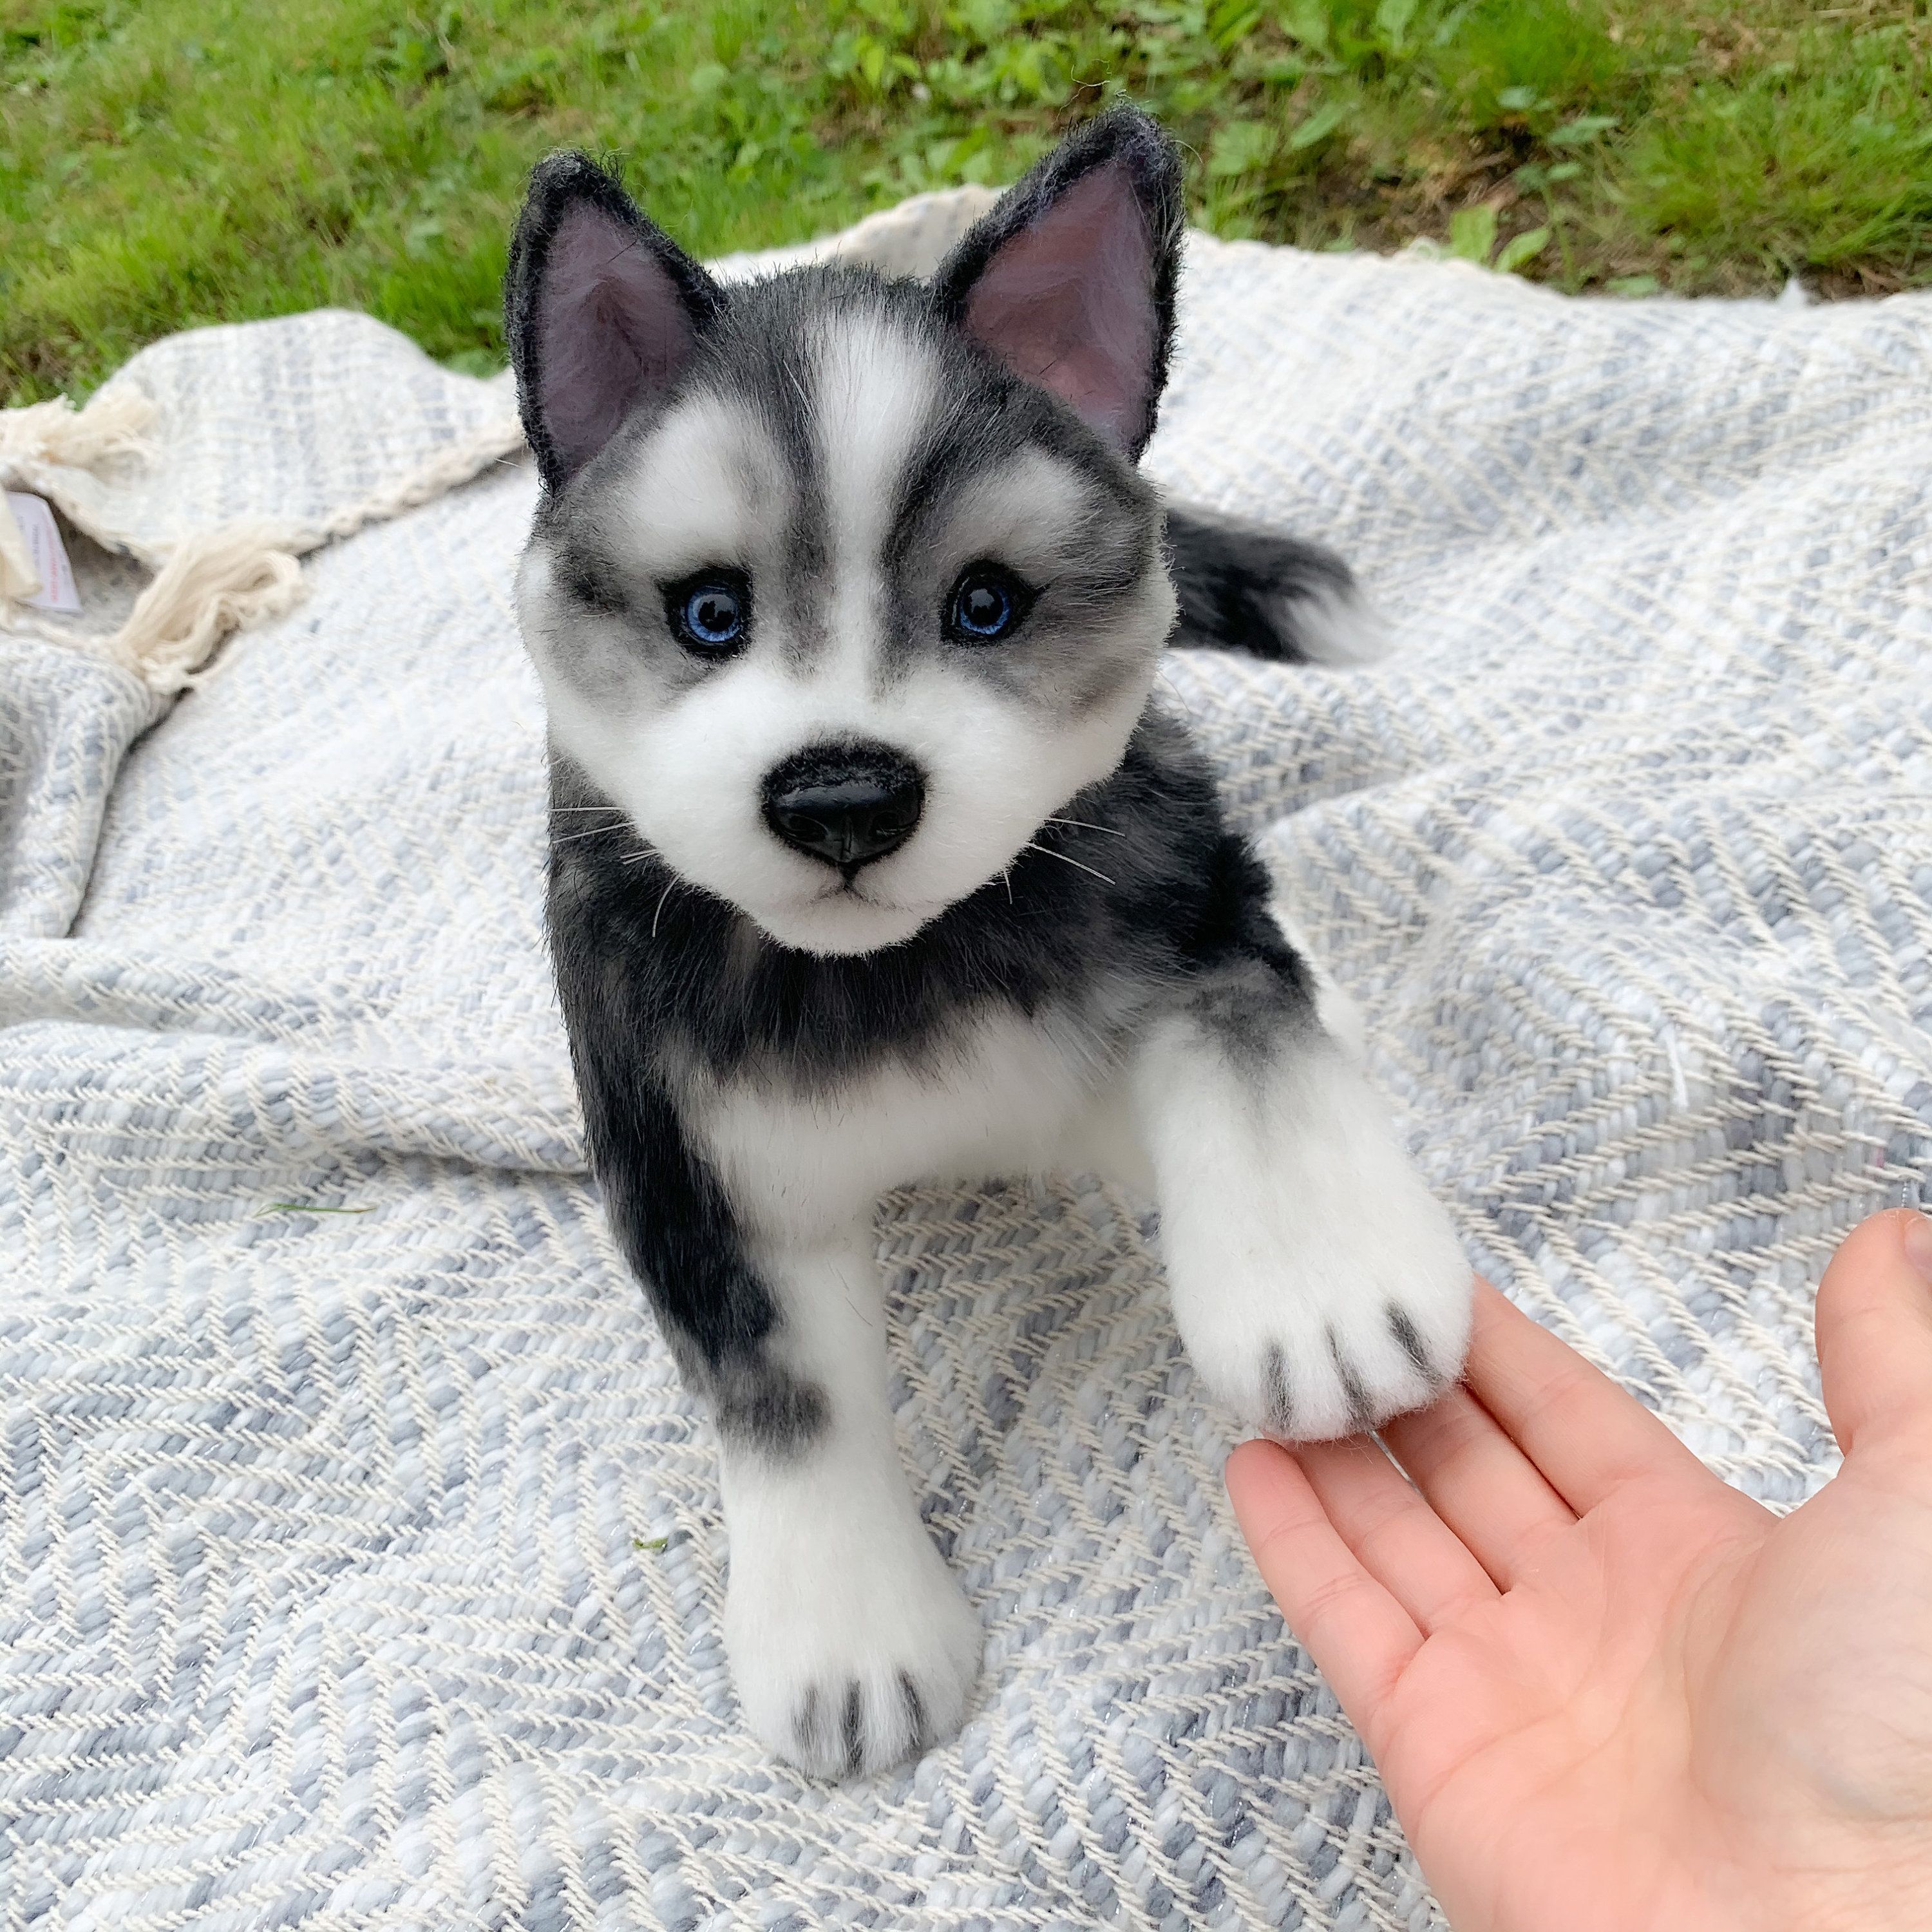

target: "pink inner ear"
[540,205,697,476]
[963,164,1157,450]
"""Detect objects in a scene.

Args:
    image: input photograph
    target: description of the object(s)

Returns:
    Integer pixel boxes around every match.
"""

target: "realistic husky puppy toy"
[505,108,1473,1778]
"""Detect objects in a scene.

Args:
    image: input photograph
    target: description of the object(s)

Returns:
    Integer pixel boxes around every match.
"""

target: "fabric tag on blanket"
[5,491,82,612]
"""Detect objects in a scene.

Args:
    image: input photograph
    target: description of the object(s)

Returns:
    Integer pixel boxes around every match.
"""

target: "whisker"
[1024,841,1114,886]
[550,823,625,846]
[1000,868,1014,905]
[652,879,679,939]
[1044,815,1126,838]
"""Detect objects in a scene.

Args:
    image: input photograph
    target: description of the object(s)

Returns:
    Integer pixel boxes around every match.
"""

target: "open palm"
[1226,1211,1932,1932]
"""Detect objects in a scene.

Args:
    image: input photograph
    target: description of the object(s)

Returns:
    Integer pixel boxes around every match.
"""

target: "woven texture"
[4,213,1931,1931]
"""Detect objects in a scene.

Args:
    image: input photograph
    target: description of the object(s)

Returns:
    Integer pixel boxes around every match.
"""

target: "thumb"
[1816,1209,1932,1459]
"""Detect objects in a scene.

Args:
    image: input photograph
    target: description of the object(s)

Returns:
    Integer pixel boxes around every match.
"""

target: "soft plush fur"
[505,108,1473,1779]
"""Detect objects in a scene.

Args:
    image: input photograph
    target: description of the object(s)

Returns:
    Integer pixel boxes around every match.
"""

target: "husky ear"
[932,108,1183,459]
[504,153,724,490]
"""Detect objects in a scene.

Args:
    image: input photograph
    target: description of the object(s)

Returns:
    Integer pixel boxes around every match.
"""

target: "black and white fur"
[506,110,1471,1779]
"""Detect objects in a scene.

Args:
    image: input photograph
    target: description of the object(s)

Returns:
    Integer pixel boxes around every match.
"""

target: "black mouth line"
[810,876,879,905]
[804,876,924,914]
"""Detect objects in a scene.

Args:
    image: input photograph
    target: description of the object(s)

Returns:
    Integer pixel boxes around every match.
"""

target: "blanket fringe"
[106,411,527,693]
[104,410,529,693]
[1,390,524,692]
[106,519,310,695]
[0,383,158,475]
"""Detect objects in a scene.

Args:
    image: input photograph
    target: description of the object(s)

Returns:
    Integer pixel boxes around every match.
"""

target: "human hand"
[1226,1209,1932,1932]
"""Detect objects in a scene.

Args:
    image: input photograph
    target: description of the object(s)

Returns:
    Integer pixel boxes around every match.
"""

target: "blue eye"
[668,573,748,652]
[946,565,1028,643]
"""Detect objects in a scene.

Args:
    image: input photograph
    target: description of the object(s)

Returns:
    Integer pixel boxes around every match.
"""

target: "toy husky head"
[506,111,1186,958]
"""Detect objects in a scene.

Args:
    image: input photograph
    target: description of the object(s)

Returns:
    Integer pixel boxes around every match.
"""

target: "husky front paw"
[1209,1193,1471,1441]
[1146,1038,1474,1441]
[723,1501,983,1778]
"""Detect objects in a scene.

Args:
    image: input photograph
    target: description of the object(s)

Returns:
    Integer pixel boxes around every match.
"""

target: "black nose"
[761,743,925,871]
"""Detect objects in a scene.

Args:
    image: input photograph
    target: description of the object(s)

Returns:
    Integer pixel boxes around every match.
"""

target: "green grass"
[6,1,1932,404]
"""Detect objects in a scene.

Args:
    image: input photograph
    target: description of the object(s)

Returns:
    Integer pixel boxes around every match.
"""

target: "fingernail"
[1904,1215,1932,1284]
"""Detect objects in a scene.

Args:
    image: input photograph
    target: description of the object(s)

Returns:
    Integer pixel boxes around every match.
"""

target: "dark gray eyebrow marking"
[707,323,831,668]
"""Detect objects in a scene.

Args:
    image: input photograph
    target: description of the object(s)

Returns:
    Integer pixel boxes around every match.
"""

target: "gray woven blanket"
[5,202,1930,1931]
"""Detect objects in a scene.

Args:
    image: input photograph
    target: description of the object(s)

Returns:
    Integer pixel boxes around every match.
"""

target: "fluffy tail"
[1163,503,1385,665]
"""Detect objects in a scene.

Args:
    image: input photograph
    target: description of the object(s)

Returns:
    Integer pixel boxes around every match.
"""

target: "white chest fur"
[687,1006,1145,1249]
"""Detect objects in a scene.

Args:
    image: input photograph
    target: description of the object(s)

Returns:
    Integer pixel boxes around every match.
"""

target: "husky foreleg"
[715,1227,983,1777]
[1132,901,1472,1439]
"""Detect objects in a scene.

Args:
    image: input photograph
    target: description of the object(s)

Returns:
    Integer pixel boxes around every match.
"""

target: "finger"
[1461,1278,1714,1516]
[1293,1434,1500,1629]
[1815,1209,1932,1458]
[1379,1383,1575,1589]
[1226,1438,1421,1744]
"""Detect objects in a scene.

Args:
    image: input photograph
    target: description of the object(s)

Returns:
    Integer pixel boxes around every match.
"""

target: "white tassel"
[1,384,522,690]
[102,519,309,696]
[0,384,158,478]
[88,415,523,693]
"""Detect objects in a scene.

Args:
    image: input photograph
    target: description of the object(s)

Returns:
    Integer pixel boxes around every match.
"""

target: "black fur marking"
[931,105,1184,461]
[1180,835,1318,1068]
[1327,1326,1374,1434]
[1184,954,1310,1070]
[1388,1306,1434,1384]
[547,810,835,1459]
[711,1358,828,1459]
[1166,504,1362,663]
[841,1681,864,1778]
[898,1671,927,1754]
[566,1049,773,1368]
[1263,1343,1295,1438]
[556,537,633,620]
[1182,833,1311,983]
[795,1685,821,1763]
[694,305,829,667]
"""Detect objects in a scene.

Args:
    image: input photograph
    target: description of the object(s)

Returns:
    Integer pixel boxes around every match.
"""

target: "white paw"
[1145,1036,1473,1441]
[1208,1186,1471,1442]
[723,1494,983,1778]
